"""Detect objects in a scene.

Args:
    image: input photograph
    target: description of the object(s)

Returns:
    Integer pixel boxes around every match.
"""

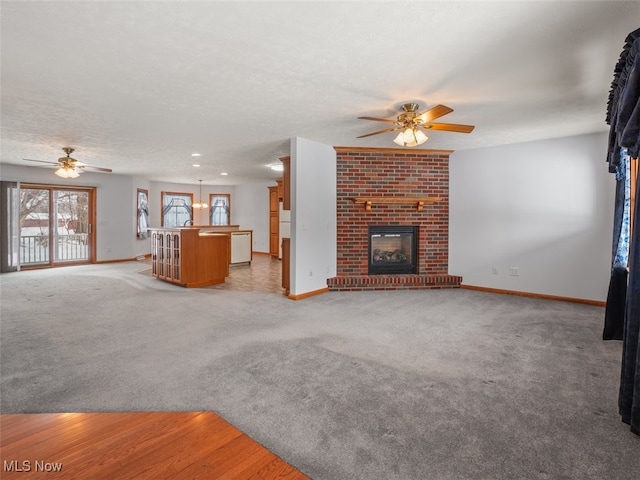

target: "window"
[137,188,149,238]
[161,192,193,227]
[209,194,230,226]
[615,154,638,271]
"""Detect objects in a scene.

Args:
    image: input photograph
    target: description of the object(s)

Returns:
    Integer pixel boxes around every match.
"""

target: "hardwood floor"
[0,412,309,479]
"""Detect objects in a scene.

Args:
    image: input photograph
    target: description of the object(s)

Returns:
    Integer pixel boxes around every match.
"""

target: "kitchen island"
[148,226,253,288]
[197,226,253,265]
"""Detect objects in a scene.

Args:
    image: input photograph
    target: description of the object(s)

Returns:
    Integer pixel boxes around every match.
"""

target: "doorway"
[19,185,96,268]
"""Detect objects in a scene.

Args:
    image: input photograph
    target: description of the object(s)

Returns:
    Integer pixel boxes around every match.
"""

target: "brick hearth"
[327,274,463,291]
[328,147,462,291]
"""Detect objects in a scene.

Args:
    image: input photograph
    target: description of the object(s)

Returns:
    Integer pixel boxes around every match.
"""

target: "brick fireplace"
[327,147,462,291]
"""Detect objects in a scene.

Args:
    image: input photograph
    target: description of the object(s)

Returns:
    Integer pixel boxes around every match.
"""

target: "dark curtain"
[604,28,640,435]
[620,173,640,434]
[604,267,627,340]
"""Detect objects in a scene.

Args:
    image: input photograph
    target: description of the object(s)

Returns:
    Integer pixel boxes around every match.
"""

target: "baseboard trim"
[460,284,606,307]
[288,287,329,300]
[96,257,138,264]
[95,253,152,264]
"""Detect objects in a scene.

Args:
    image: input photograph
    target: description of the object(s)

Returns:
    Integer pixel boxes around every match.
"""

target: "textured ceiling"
[1,1,639,185]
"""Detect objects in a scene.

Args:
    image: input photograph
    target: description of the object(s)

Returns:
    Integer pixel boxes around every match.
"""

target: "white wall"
[449,132,614,302]
[290,137,337,296]
[234,182,272,253]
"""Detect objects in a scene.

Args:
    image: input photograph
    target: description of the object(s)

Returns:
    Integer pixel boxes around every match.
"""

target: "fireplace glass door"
[368,225,417,274]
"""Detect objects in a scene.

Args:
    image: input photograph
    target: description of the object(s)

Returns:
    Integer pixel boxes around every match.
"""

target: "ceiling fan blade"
[415,104,454,124]
[23,158,59,166]
[77,165,113,173]
[25,149,111,174]
[357,116,397,125]
[357,126,401,138]
[424,122,475,134]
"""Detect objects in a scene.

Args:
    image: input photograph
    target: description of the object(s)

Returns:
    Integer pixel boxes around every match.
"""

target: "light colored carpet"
[1,262,639,479]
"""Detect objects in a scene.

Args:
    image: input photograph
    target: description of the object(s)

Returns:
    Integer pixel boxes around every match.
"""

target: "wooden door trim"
[19,184,97,268]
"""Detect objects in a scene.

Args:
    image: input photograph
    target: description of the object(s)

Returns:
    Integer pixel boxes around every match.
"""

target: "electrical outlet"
[509,267,519,276]
[492,267,498,275]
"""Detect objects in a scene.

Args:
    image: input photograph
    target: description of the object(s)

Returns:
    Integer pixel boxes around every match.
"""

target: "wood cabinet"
[268,186,279,258]
[149,228,229,287]
[282,237,290,296]
[276,179,284,201]
[280,156,290,210]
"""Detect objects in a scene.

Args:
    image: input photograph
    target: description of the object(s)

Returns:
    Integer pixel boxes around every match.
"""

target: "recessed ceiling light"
[268,162,284,172]
[193,164,201,167]
[191,153,201,157]
[220,172,228,176]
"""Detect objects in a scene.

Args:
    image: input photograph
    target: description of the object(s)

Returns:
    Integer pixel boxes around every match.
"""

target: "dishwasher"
[230,231,252,264]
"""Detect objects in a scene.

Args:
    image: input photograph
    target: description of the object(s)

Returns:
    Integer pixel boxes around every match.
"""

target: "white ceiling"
[1,1,639,185]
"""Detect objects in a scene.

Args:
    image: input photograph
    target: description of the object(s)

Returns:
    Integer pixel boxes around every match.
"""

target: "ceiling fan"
[24,148,112,178]
[358,103,475,147]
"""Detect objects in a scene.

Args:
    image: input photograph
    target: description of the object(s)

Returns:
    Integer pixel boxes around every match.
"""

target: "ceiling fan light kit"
[393,127,428,147]
[358,103,475,147]
[54,166,80,178]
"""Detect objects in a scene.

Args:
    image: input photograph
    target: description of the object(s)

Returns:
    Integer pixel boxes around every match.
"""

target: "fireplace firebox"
[368,225,418,275]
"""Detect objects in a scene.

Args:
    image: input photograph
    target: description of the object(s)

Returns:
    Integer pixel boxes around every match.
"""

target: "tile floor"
[211,252,284,294]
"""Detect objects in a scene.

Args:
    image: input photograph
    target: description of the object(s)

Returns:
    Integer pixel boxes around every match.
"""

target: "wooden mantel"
[352,196,441,212]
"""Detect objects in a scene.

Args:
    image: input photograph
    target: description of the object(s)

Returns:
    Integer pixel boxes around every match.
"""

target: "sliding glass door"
[19,187,50,265]
[19,185,95,267]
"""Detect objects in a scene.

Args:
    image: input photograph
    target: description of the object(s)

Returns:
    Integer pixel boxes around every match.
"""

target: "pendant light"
[193,180,208,209]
